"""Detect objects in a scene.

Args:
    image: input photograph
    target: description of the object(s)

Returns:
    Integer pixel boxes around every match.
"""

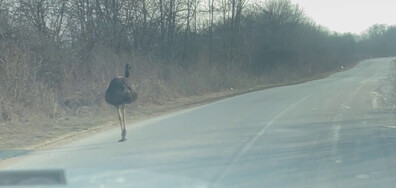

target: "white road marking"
[355,82,367,92]
[341,104,351,109]
[381,125,396,129]
[115,177,126,183]
[211,95,311,185]
[356,174,369,179]
[240,95,311,158]
[332,125,341,143]
[371,91,380,109]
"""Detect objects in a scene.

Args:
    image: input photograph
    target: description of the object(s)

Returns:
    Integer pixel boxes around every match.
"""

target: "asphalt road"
[2,58,396,188]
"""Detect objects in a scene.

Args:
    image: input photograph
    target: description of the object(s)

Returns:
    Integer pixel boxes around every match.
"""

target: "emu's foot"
[119,129,127,142]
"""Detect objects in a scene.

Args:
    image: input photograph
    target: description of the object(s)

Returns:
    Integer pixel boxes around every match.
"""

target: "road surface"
[2,58,396,187]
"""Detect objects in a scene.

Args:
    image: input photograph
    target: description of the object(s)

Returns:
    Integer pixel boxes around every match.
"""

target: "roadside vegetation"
[0,0,396,148]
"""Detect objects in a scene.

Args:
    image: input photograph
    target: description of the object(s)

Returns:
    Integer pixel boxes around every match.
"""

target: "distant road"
[3,58,396,188]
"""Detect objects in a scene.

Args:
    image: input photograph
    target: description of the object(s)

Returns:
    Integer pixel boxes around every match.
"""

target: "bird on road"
[105,64,138,142]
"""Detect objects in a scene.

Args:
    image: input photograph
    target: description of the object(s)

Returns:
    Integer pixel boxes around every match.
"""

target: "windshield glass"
[1,0,396,187]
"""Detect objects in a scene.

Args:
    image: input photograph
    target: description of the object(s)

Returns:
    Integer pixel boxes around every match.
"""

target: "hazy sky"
[289,0,396,34]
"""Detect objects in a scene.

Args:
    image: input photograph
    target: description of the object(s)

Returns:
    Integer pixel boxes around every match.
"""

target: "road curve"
[3,58,396,188]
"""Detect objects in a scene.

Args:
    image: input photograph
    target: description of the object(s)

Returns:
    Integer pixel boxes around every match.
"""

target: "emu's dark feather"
[105,77,137,106]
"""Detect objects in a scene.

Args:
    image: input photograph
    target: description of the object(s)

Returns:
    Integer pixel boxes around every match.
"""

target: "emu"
[105,64,138,142]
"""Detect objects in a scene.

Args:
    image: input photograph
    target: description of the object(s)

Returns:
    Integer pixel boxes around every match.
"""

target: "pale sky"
[289,0,396,34]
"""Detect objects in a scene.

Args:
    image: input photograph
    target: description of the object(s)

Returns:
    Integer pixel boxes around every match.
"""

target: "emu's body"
[105,64,137,142]
[105,77,137,106]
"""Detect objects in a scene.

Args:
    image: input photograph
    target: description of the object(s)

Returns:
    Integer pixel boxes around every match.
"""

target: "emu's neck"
[125,68,130,78]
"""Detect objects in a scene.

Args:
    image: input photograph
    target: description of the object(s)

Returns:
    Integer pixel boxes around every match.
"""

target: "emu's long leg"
[121,104,127,141]
[122,104,126,131]
[117,106,123,132]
